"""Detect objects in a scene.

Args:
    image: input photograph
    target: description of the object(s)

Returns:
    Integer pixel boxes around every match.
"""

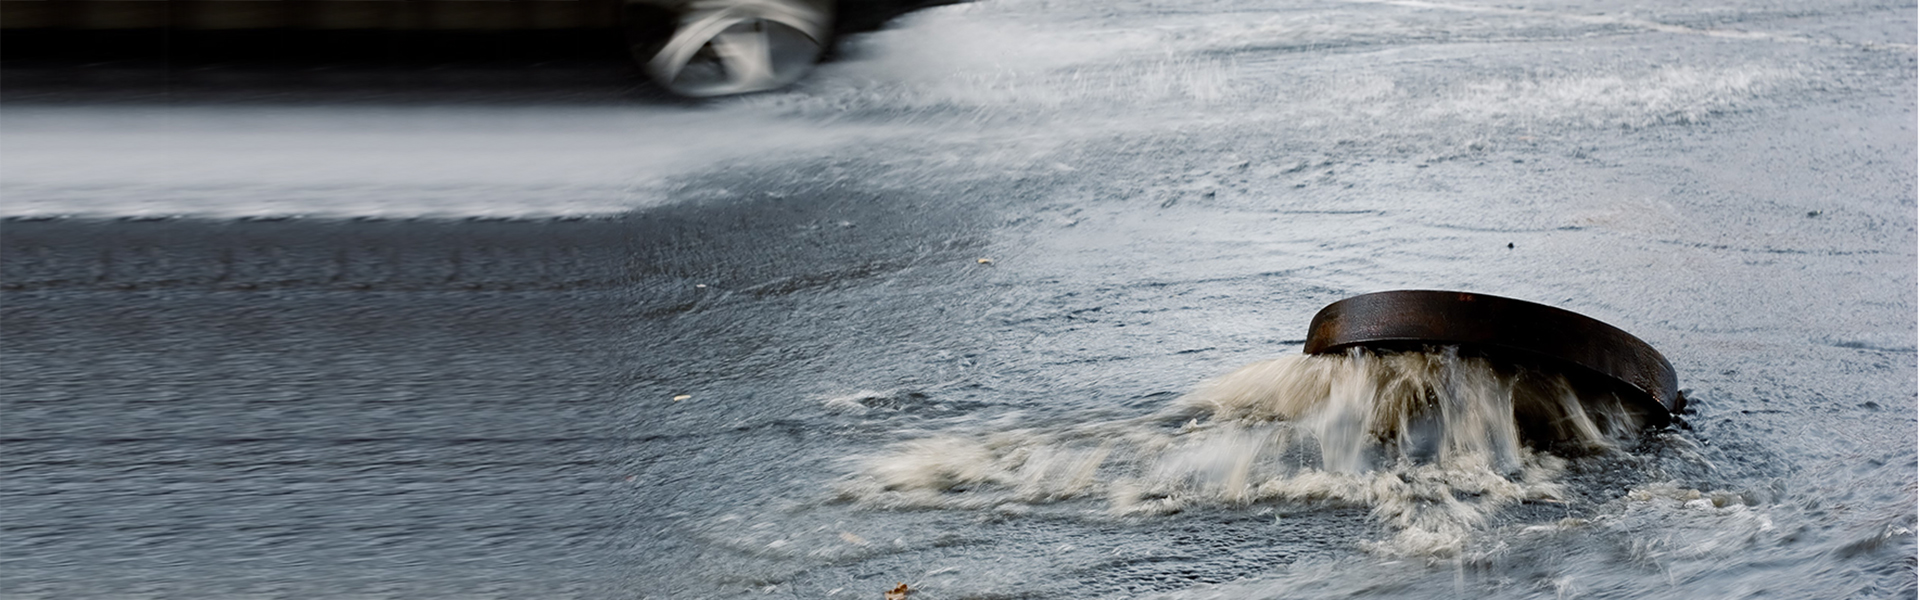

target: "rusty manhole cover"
[1304,290,1683,424]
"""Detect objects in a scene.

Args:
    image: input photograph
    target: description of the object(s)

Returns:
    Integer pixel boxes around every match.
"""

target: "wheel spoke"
[709,23,778,90]
[641,1,828,96]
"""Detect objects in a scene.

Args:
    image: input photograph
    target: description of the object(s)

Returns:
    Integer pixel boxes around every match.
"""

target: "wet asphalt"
[3,0,1917,598]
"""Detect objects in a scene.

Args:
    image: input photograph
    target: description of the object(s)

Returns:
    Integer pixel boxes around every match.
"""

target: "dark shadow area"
[831,0,965,42]
[0,0,965,104]
[0,29,672,104]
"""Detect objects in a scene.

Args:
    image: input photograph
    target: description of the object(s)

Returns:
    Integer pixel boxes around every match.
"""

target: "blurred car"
[0,0,951,96]
[625,0,833,96]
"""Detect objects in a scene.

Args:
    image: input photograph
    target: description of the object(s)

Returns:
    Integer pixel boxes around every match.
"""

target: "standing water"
[1,0,1913,597]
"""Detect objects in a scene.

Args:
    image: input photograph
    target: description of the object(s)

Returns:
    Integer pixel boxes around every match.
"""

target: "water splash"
[837,348,1649,557]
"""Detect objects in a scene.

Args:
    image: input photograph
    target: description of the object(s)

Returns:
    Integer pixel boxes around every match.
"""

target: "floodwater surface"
[2,0,1915,598]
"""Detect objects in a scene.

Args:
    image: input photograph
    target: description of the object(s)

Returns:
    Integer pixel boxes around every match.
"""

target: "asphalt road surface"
[3,1,1915,598]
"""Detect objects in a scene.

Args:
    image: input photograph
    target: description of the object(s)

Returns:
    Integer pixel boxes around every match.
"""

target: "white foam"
[822,391,886,414]
[0,105,880,218]
[838,349,1645,557]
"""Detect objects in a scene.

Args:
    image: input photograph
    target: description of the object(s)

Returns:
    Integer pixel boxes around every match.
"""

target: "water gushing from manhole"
[837,348,1648,557]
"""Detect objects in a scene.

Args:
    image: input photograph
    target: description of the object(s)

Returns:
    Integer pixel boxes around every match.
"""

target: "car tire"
[625,0,832,97]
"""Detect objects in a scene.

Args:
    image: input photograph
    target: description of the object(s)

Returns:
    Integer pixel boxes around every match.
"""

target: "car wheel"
[634,0,831,97]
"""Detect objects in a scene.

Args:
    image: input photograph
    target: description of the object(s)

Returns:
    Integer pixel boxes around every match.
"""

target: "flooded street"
[3,0,1915,598]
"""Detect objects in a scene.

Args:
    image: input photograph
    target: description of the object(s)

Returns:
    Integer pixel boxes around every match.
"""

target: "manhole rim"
[1303,289,1683,421]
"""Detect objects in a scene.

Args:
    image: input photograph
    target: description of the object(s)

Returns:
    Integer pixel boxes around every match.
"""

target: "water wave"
[837,348,1650,557]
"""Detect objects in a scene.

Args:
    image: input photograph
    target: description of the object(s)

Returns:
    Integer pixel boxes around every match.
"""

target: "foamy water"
[837,348,1651,557]
[0,105,882,219]
[3,0,1909,596]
